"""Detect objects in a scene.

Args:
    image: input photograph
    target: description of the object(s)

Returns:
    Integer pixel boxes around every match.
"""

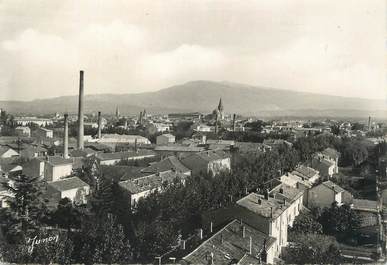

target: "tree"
[0,174,47,243]
[318,203,361,242]
[51,198,82,232]
[283,233,342,264]
[289,212,323,234]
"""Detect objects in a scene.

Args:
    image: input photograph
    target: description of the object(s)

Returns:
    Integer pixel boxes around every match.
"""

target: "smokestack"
[368,116,371,131]
[232,113,236,133]
[77,70,84,150]
[97,111,102,139]
[63,113,69,159]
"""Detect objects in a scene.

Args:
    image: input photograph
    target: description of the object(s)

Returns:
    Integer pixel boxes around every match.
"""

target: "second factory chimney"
[63,113,69,159]
[97,111,102,139]
[77,70,84,150]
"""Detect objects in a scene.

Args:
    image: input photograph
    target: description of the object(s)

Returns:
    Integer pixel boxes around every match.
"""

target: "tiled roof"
[96,150,155,161]
[154,145,205,152]
[48,177,89,191]
[0,146,18,157]
[293,165,319,180]
[119,170,185,194]
[182,151,230,169]
[46,156,73,166]
[237,193,289,219]
[270,183,304,203]
[101,165,147,182]
[158,133,175,139]
[183,219,275,265]
[321,181,345,193]
[141,156,190,174]
[352,199,378,212]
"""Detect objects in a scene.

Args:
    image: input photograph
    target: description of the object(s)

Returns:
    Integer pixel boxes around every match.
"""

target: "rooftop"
[46,156,73,166]
[48,177,89,192]
[183,219,275,265]
[352,199,378,212]
[237,193,289,219]
[141,156,190,174]
[154,145,205,152]
[119,170,185,194]
[96,150,156,161]
[292,165,319,180]
[321,180,345,193]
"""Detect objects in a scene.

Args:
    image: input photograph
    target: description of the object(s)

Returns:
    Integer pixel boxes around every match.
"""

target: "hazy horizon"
[0,0,385,101]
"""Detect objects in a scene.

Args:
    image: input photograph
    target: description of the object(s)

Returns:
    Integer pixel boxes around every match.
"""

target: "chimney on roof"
[270,207,273,218]
[242,226,246,238]
[279,187,284,194]
[63,113,69,159]
[77,70,84,150]
[97,111,102,139]
[264,189,269,200]
[199,228,203,240]
[258,198,262,205]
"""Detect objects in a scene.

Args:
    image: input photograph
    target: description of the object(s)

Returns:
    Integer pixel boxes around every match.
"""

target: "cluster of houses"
[180,146,380,264]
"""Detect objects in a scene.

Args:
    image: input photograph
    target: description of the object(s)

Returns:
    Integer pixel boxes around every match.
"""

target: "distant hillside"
[1,80,386,118]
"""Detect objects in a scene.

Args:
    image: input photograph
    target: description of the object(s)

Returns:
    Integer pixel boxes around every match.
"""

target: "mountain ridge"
[1,80,385,118]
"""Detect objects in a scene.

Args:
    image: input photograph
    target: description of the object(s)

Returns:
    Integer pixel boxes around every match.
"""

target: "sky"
[0,0,385,101]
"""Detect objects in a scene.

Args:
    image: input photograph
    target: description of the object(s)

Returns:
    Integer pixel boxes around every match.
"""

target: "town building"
[96,150,156,165]
[47,176,90,205]
[15,126,31,137]
[311,156,336,179]
[181,150,231,176]
[20,146,48,159]
[291,165,320,185]
[319,147,340,174]
[233,185,304,261]
[44,156,73,182]
[307,180,353,208]
[14,117,53,127]
[141,155,191,176]
[35,127,53,138]
[0,147,19,159]
[182,219,276,264]
[119,170,187,207]
[90,134,151,145]
[156,133,176,145]
[154,145,205,159]
[168,112,202,120]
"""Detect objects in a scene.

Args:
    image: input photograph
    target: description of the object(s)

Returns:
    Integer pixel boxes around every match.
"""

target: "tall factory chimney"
[97,111,102,139]
[368,116,371,131]
[63,113,69,159]
[77,70,84,150]
[232,114,236,133]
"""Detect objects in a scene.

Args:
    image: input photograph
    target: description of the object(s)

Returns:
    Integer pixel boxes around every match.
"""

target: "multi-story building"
[307,180,353,208]
[47,176,90,205]
[35,127,53,138]
[15,126,31,137]
[181,150,231,177]
[156,133,175,145]
[44,156,73,182]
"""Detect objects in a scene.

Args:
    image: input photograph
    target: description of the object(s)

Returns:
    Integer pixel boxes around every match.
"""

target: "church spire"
[116,106,120,118]
[217,98,224,112]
